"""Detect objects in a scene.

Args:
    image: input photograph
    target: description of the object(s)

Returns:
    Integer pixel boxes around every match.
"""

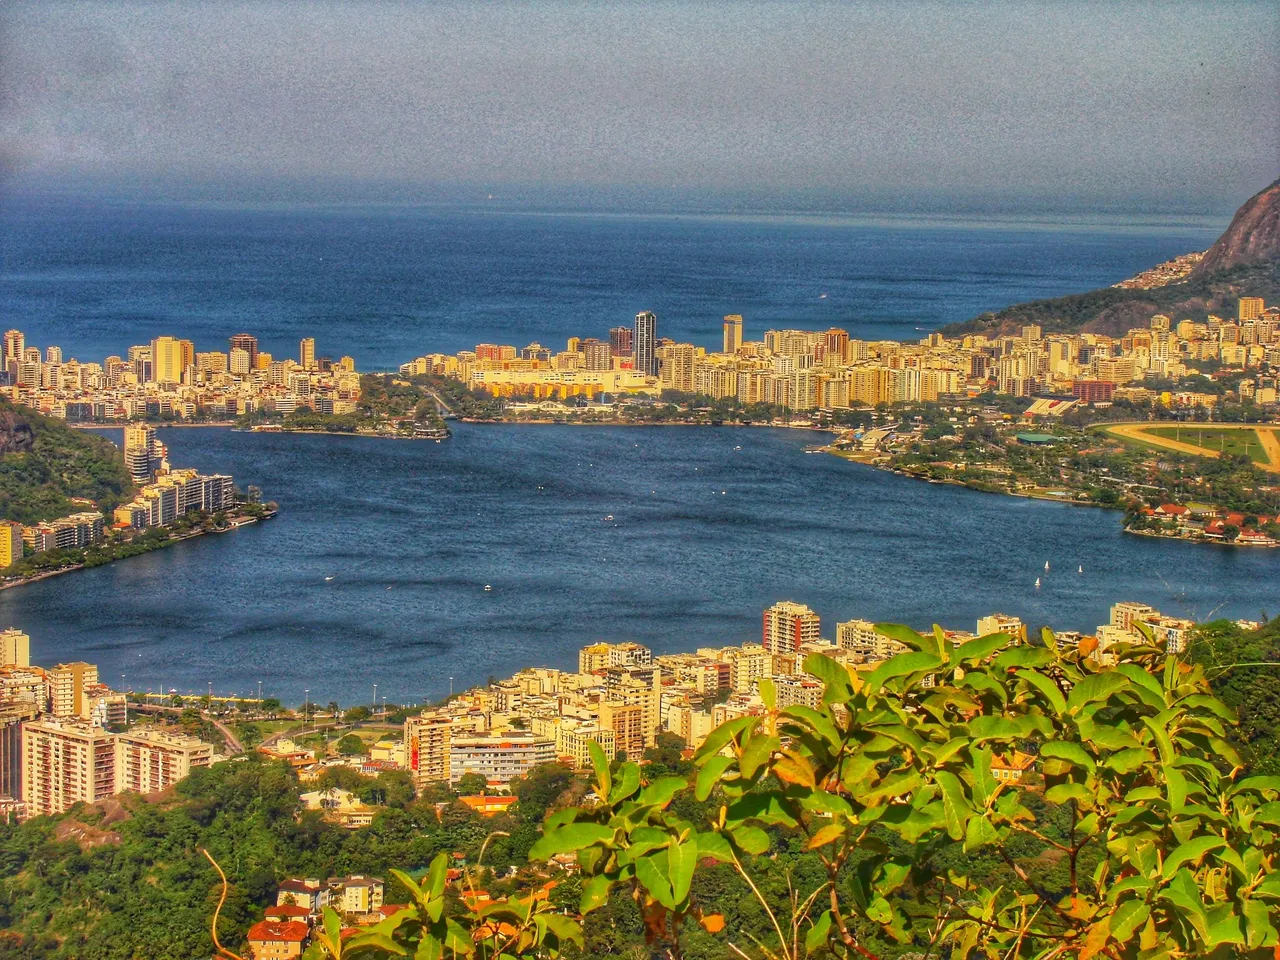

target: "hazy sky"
[2,1,1277,210]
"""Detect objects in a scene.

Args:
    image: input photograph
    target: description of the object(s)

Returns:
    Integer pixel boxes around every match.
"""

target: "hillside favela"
[1,3,1279,960]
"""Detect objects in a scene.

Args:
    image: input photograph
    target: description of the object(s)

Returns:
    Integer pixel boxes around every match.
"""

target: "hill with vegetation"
[943,178,1280,339]
[0,401,134,524]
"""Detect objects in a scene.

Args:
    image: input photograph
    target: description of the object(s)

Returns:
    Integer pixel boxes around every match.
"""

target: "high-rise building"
[0,522,22,569]
[46,661,99,718]
[633,311,658,377]
[229,333,259,368]
[44,346,63,365]
[123,424,161,484]
[836,619,905,660]
[0,702,37,802]
[1239,297,1265,322]
[723,315,743,354]
[150,336,185,384]
[229,347,252,375]
[114,729,213,794]
[579,339,612,371]
[658,343,696,392]
[609,326,633,358]
[762,601,821,655]
[21,719,117,817]
[300,338,316,370]
[3,330,24,365]
[0,629,30,668]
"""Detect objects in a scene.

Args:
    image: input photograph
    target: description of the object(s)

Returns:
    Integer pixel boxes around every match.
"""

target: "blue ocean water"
[2,425,1274,706]
[0,199,1225,369]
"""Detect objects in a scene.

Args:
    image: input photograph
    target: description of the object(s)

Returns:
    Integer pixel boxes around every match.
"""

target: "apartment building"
[21,719,117,817]
[115,728,213,794]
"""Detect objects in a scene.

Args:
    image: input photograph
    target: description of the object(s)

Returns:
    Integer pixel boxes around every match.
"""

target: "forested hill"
[0,400,134,524]
[942,178,1280,339]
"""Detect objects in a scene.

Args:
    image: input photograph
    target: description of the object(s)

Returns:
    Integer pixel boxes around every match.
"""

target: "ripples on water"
[1,425,1274,705]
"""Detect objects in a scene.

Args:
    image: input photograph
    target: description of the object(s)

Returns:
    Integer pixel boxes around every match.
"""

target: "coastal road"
[1103,422,1280,474]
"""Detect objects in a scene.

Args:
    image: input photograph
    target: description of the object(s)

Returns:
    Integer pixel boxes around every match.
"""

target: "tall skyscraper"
[150,336,185,384]
[609,326,633,358]
[123,424,160,484]
[633,311,658,377]
[762,601,821,655]
[44,346,63,365]
[229,333,259,368]
[300,337,316,369]
[3,331,24,364]
[723,315,743,354]
[1239,297,1265,322]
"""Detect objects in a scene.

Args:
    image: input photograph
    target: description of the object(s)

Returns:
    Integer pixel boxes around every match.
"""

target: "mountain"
[0,401,134,524]
[942,179,1280,339]
[1192,178,1280,276]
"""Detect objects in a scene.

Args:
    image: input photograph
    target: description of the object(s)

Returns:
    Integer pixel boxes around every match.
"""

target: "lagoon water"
[2,424,1275,705]
[1,199,1270,705]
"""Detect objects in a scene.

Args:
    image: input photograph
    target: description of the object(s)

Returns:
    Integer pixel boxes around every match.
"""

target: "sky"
[1,1,1277,212]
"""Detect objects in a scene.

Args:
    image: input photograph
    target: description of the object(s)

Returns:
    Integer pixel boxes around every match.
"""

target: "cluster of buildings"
[2,329,361,422]
[383,599,1202,795]
[0,629,214,821]
[0,422,242,572]
[397,298,1280,410]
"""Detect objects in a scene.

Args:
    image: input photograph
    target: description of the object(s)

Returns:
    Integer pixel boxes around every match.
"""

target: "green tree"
[454,772,488,796]
[335,734,366,756]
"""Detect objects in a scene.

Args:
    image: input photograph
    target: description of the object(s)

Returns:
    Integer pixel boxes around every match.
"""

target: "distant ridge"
[942,178,1280,339]
[1192,178,1280,277]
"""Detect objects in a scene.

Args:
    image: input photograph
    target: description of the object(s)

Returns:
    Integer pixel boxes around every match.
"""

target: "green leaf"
[1067,672,1130,714]
[758,676,777,709]
[963,814,998,851]
[635,853,675,909]
[779,705,841,749]
[1045,782,1092,806]
[579,875,612,915]
[426,852,447,900]
[695,755,734,801]
[1161,837,1225,879]
[668,839,698,903]
[1244,898,1278,949]
[803,653,855,703]
[1040,740,1096,772]
[696,830,734,863]
[967,715,1023,743]
[1159,868,1209,941]
[727,790,798,826]
[588,739,611,798]
[805,910,834,953]
[738,734,779,779]
[1205,903,1245,948]
[992,645,1055,670]
[935,770,971,840]
[971,747,998,807]
[951,631,1014,666]
[608,762,641,804]
[864,651,945,691]
[727,824,770,855]
[538,913,584,949]
[1016,670,1067,714]
[1103,747,1152,774]
[637,776,686,808]
[346,932,408,956]
[874,622,937,655]
[1109,900,1150,943]
[528,822,615,861]
[1230,775,1280,797]
[693,715,758,762]
[1112,663,1166,708]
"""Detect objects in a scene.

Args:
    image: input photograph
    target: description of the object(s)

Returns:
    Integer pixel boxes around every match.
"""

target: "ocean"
[0,199,1227,368]
[1,199,1266,706]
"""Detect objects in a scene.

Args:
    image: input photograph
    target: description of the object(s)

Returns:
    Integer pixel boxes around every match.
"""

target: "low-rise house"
[330,875,384,915]
[275,878,328,913]
[247,919,309,960]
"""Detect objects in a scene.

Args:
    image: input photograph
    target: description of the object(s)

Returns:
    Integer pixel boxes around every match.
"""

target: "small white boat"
[1044,561,1050,572]
[603,515,614,521]
[1078,565,1083,574]
[484,584,492,592]
[1034,577,1041,589]
[734,445,741,451]
[324,576,334,582]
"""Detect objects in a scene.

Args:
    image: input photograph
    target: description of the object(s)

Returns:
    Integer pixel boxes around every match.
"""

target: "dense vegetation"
[235,375,449,438]
[941,259,1280,339]
[3,623,1277,960]
[1191,617,1280,777]
[0,400,134,524]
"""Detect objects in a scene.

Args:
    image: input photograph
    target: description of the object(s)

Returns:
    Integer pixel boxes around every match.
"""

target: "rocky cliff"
[1191,178,1280,277]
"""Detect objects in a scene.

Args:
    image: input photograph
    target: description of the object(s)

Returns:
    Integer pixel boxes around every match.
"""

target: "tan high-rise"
[723,315,743,354]
[0,629,29,668]
[46,662,99,718]
[21,720,116,817]
[150,336,185,384]
[300,338,316,370]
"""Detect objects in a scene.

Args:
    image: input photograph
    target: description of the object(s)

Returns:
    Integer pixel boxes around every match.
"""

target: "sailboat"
[1078,565,1083,574]
[1044,561,1050,572]
[1034,577,1041,589]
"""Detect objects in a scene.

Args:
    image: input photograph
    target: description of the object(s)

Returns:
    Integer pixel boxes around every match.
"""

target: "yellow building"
[723,314,743,354]
[150,336,186,385]
[300,338,316,370]
[0,629,30,668]
[46,661,98,718]
[115,728,213,794]
[1239,297,1265,322]
[0,522,22,568]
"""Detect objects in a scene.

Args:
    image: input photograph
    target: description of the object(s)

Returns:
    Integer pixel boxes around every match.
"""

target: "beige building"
[762,601,821,655]
[836,619,906,660]
[115,728,213,794]
[46,661,99,718]
[21,719,117,816]
[0,629,29,668]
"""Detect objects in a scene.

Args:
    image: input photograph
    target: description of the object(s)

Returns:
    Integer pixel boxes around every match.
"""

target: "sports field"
[1103,423,1280,472]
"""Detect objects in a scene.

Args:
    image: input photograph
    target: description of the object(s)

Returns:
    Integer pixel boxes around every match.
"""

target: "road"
[129,702,245,754]
[1103,422,1280,474]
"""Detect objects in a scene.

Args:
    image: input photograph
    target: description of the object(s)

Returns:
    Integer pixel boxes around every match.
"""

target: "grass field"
[1144,426,1269,464]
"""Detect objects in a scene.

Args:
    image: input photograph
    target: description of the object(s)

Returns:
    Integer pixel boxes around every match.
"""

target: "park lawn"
[1144,426,1271,464]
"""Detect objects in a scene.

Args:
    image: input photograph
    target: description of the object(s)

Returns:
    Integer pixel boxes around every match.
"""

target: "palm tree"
[327,701,340,719]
